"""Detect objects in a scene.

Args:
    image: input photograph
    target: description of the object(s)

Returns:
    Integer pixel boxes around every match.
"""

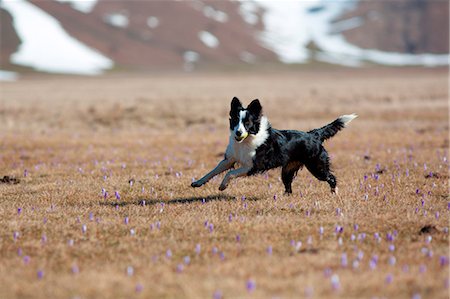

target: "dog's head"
[229,97,262,143]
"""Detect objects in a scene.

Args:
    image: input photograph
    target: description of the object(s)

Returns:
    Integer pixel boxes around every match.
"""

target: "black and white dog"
[191,97,357,194]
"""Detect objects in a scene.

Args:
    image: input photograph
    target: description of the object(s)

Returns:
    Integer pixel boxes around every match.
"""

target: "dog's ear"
[247,99,262,117]
[230,97,242,115]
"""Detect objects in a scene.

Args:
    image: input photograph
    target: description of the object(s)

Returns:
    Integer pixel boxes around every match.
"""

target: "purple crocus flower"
[341,253,348,267]
[267,246,273,255]
[331,274,340,290]
[82,224,87,234]
[213,290,223,299]
[115,191,121,200]
[23,255,30,264]
[13,231,19,241]
[184,256,190,265]
[208,223,214,233]
[176,264,184,273]
[385,274,393,284]
[195,243,201,255]
[135,283,143,293]
[127,266,134,276]
[124,217,129,225]
[440,256,449,266]
[246,279,256,292]
[37,270,44,279]
[166,249,172,259]
[389,256,396,266]
[17,208,22,215]
[236,235,240,242]
[72,264,79,274]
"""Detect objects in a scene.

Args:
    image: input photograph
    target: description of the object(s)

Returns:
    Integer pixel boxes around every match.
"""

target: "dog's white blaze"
[339,113,358,126]
[226,116,269,168]
[234,110,248,137]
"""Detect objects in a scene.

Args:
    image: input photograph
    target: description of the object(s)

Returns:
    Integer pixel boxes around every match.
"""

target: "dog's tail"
[308,114,357,142]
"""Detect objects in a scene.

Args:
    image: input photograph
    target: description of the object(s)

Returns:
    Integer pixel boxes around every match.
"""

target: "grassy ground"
[0,67,448,299]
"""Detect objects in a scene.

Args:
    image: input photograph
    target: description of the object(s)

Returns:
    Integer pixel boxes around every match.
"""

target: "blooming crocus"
[323,268,332,277]
[388,244,395,252]
[135,283,143,293]
[419,264,427,273]
[385,274,393,284]
[319,226,324,235]
[13,231,19,241]
[195,244,201,255]
[208,223,214,233]
[130,229,136,236]
[24,169,28,177]
[166,249,172,259]
[246,279,256,292]
[17,248,22,256]
[176,264,184,273]
[72,264,79,274]
[82,224,87,234]
[23,256,30,264]
[440,256,449,267]
[127,266,134,276]
[267,246,273,255]
[37,270,44,279]
[389,256,396,266]
[17,208,22,215]
[89,212,94,221]
[341,253,348,267]
[212,247,218,255]
[184,256,190,265]
[295,241,302,252]
[115,191,121,200]
[124,217,129,225]
[331,274,340,290]
[213,290,222,299]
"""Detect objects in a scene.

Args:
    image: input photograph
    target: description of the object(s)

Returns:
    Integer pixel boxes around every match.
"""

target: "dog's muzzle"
[235,131,248,142]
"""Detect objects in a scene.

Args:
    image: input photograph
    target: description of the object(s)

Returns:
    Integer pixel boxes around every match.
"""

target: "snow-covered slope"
[1,0,112,75]
[0,0,447,75]
[258,0,448,67]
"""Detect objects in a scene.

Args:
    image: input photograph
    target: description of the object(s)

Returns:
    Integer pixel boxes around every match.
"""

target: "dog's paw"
[218,183,227,191]
[191,181,203,188]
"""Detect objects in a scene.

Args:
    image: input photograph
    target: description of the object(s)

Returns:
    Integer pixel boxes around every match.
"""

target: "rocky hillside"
[335,0,449,54]
[1,0,447,75]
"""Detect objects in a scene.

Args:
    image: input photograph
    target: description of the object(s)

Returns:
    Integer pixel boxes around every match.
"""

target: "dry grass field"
[0,67,448,299]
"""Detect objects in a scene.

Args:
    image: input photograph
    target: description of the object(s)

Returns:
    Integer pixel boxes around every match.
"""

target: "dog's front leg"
[191,159,235,188]
[218,167,251,191]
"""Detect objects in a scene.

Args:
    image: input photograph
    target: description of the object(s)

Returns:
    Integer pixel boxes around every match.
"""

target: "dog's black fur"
[191,97,356,194]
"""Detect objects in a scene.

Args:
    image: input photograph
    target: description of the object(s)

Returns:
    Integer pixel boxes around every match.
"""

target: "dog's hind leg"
[305,150,337,194]
[281,161,302,195]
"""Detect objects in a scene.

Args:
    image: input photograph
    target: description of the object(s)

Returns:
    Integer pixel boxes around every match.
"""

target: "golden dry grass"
[0,67,448,299]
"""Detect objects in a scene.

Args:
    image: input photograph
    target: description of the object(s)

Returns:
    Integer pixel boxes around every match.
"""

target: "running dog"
[191,97,357,194]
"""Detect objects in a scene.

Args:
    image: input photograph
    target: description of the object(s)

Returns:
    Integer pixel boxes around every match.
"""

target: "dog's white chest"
[226,138,256,167]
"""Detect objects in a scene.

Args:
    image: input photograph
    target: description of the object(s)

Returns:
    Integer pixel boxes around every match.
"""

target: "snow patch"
[203,6,228,23]
[104,12,129,28]
[147,16,159,29]
[258,0,448,67]
[240,51,256,64]
[55,0,97,14]
[239,1,260,25]
[0,70,19,82]
[1,0,113,75]
[198,31,219,48]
